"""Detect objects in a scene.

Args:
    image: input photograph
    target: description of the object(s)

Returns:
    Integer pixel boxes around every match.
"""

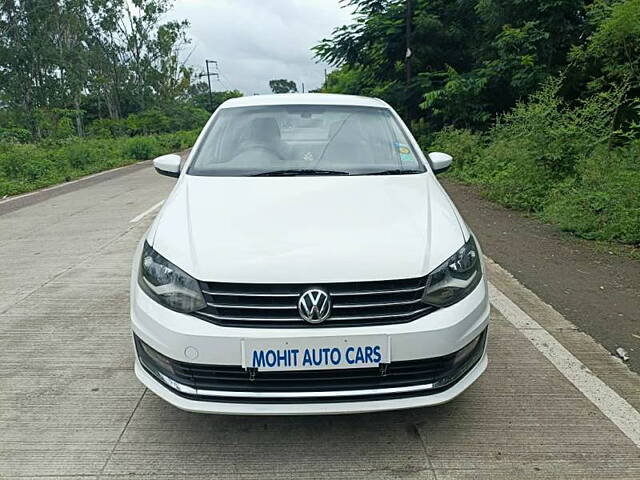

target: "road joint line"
[97,388,147,479]
[410,412,439,479]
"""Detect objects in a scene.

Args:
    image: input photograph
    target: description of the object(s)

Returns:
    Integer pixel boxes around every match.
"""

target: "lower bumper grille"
[134,329,487,404]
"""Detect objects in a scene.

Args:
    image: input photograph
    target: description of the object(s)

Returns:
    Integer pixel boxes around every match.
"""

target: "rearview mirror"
[428,152,453,174]
[153,153,181,178]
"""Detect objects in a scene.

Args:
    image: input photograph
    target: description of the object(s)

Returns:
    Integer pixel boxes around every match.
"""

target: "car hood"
[150,174,466,283]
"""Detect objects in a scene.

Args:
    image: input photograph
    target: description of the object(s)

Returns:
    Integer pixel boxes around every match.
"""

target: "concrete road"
[1,163,640,479]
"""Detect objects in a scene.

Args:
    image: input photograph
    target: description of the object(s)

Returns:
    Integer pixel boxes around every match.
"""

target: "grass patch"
[430,79,640,246]
[0,130,199,198]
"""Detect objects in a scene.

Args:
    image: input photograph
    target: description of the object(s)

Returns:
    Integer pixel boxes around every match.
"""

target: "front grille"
[135,329,487,403]
[192,276,437,327]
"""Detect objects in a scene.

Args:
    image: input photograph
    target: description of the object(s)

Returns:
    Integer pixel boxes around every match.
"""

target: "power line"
[216,65,234,92]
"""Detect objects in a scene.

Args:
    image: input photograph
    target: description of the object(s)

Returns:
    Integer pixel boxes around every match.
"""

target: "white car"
[131,93,489,415]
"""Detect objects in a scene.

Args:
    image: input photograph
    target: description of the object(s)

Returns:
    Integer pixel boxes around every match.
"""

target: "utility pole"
[198,60,219,112]
[405,0,412,119]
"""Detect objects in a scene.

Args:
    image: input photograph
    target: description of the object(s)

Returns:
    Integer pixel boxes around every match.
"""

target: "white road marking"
[130,200,164,223]
[489,282,640,448]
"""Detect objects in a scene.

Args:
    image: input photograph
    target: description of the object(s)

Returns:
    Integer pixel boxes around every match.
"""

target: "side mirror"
[428,152,453,174]
[153,153,181,178]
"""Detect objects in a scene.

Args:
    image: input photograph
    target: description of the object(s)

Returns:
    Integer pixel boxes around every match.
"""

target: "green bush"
[123,136,162,160]
[162,105,210,132]
[0,129,200,197]
[0,127,31,144]
[429,78,640,245]
[543,142,640,244]
[126,109,172,135]
[123,106,209,136]
[86,118,128,138]
[430,127,485,183]
[155,129,199,151]
[83,106,208,139]
[64,141,102,169]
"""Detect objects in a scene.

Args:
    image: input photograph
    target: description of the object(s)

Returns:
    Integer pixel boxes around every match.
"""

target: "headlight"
[422,236,482,307]
[138,242,206,313]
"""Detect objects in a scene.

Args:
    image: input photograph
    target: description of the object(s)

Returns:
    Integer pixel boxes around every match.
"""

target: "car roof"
[219,93,390,109]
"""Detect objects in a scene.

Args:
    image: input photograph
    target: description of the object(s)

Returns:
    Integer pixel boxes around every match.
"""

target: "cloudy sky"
[167,0,354,95]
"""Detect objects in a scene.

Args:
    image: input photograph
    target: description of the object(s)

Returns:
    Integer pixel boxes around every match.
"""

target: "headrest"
[249,117,280,143]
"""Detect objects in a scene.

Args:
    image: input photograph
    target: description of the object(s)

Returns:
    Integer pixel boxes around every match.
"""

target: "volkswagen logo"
[298,288,331,324]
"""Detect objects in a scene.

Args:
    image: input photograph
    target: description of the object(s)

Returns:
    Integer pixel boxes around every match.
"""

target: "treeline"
[0,0,241,142]
[316,0,640,245]
[0,0,243,197]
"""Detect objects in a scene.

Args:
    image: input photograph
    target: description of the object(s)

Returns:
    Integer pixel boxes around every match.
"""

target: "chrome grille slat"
[196,311,300,322]
[193,276,435,328]
[203,286,425,298]
[303,308,434,321]
[198,307,432,320]
[207,298,423,310]
[330,286,425,296]
[333,298,423,309]
[202,291,299,297]
[207,302,297,310]
[195,307,433,323]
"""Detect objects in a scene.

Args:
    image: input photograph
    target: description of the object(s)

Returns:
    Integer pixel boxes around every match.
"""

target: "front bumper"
[130,270,490,414]
[135,352,487,415]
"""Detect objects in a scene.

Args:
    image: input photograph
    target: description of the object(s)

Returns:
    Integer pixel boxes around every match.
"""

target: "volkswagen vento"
[131,93,489,414]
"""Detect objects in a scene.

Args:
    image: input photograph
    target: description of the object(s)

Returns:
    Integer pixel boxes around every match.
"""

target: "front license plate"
[243,335,389,371]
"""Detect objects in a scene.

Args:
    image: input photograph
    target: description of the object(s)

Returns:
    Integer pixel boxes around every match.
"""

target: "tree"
[0,0,193,139]
[314,0,588,129]
[569,0,640,89]
[269,79,298,94]
[185,83,243,111]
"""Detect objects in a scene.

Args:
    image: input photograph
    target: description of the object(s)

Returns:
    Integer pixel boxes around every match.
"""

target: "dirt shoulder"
[442,178,640,373]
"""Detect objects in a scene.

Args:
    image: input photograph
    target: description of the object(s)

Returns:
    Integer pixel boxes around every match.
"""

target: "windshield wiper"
[250,169,350,177]
[362,169,424,176]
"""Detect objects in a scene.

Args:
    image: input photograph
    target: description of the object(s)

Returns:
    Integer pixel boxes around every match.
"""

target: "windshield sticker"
[395,142,415,164]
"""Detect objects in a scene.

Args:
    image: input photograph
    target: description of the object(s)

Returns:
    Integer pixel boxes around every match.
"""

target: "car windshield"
[187,105,426,176]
